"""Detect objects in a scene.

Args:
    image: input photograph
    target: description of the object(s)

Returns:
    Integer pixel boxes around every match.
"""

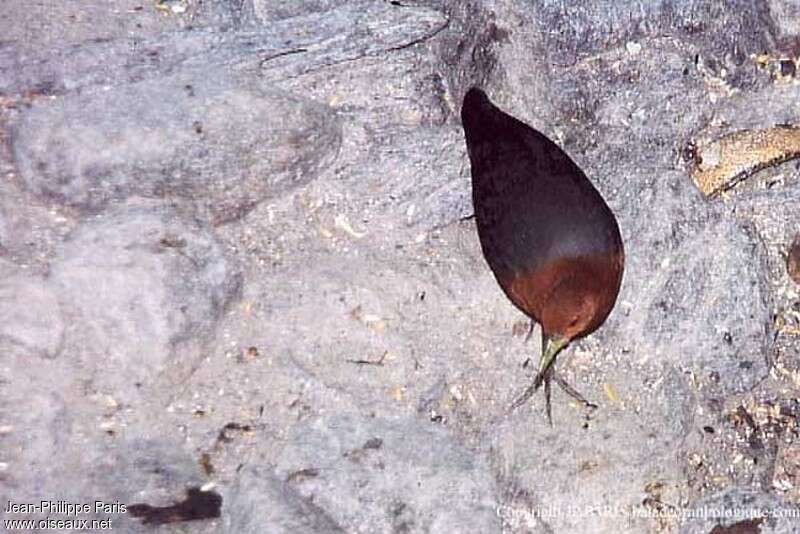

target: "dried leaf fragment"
[129,487,222,525]
[603,382,620,403]
[689,125,800,196]
[334,214,367,238]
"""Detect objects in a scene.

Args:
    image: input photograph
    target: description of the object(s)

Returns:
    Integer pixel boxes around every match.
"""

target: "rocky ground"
[2,1,800,533]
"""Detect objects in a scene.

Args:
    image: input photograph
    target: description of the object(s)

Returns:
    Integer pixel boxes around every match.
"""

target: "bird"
[461,87,624,423]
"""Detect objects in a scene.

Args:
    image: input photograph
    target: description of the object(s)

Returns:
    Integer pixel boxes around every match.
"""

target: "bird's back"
[462,88,623,333]
[462,88,621,284]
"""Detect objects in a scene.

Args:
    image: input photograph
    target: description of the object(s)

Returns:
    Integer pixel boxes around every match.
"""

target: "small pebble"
[626,41,642,56]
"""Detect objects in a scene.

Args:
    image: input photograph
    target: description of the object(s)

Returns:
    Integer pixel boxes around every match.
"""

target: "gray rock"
[10,70,341,223]
[625,216,772,396]
[250,0,349,24]
[3,1,800,533]
[523,0,773,69]
[272,413,500,533]
[767,0,800,39]
[0,2,447,95]
[0,209,6,251]
[492,365,691,533]
[0,170,75,270]
[680,487,800,534]
[49,199,240,405]
[90,437,215,532]
[736,184,800,372]
[0,351,213,532]
[0,345,80,506]
[0,0,184,60]
[0,274,64,358]
[223,466,345,534]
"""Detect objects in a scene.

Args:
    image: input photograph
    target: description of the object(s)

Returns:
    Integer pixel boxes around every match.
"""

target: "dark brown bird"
[461,87,624,422]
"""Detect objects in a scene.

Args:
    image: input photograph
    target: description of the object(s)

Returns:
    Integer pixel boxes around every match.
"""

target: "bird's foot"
[508,366,557,424]
[509,383,537,412]
[508,367,546,412]
[509,368,596,424]
[553,375,598,410]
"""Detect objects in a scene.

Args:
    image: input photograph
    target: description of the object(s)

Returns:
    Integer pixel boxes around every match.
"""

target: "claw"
[544,367,553,425]
[553,375,598,409]
[509,335,597,421]
[509,369,545,411]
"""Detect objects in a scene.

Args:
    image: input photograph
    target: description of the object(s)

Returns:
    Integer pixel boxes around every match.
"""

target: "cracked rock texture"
[11,72,343,223]
[2,1,800,533]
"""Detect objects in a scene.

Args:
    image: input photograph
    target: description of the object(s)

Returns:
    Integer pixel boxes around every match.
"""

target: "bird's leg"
[544,365,554,425]
[552,375,597,410]
[510,334,569,411]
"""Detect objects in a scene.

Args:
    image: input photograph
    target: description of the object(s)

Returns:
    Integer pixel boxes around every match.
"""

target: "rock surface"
[2,1,800,533]
[11,72,342,223]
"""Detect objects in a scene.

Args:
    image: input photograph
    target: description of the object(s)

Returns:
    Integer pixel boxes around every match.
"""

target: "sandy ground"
[2,1,800,532]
